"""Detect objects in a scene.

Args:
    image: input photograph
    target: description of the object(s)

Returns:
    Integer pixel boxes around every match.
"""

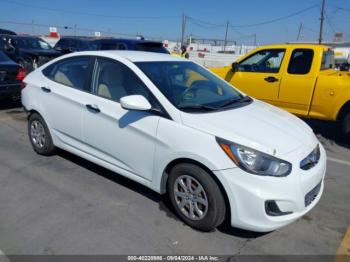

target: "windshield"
[16,38,52,50]
[136,61,250,112]
[321,50,334,70]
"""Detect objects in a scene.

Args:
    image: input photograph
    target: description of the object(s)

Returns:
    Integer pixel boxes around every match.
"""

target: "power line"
[324,12,337,34]
[188,5,318,31]
[232,4,319,28]
[186,17,225,28]
[0,19,160,39]
[3,0,180,20]
[334,6,350,12]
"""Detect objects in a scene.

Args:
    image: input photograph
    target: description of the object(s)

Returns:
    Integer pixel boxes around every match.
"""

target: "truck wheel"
[341,110,350,142]
[168,163,226,232]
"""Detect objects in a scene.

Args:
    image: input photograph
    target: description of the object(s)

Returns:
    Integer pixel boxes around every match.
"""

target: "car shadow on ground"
[57,148,268,239]
[302,119,350,149]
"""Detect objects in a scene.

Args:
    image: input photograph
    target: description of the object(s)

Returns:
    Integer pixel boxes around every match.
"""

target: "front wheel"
[168,163,226,231]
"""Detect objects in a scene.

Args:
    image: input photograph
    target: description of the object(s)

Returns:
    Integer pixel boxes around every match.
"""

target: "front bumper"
[214,143,327,232]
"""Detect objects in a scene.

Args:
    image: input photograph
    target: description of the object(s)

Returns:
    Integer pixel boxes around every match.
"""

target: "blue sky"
[0,0,350,44]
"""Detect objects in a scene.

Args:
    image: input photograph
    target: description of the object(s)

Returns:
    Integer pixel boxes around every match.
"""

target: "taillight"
[16,67,26,81]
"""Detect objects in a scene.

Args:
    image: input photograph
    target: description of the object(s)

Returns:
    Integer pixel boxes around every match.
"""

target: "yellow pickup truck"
[210,44,350,140]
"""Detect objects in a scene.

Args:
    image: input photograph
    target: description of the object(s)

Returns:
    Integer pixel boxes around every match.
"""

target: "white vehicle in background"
[334,47,350,71]
[22,51,326,232]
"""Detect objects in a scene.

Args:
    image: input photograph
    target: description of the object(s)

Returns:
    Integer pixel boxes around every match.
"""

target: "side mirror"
[231,62,239,72]
[120,95,152,111]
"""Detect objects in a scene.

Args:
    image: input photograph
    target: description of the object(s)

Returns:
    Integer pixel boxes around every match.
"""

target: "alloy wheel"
[30,120,46,149]
[174,175,208,220]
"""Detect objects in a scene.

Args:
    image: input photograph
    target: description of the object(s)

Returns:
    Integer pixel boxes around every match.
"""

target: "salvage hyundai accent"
[22,51,326,232]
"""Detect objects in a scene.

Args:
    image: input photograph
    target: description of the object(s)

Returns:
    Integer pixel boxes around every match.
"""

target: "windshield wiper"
[178,104,218,112]
[217,96,252,109]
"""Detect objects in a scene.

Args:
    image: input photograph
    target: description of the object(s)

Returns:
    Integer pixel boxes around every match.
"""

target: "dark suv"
[0,35,61,72]
[53,36,91,54]
[54,37,169,54]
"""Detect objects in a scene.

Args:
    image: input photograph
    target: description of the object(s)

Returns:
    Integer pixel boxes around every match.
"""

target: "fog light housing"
[265,200,293,216]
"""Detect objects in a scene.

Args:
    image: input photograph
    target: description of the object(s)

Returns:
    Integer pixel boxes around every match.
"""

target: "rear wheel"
[341,110,350,142]
[168,163,226,231]
[28,113,55,156]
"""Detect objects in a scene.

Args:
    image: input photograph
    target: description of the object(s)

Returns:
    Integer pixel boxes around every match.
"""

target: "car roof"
[2,35,41,40]
[253,43,330,50]
[58,36,162,44]
[64,50,186,62]
[58,36,93,41]
[91,38,162,44]
[0,29,16,35]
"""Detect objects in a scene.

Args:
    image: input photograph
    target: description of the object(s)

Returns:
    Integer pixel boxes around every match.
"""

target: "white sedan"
[21,51,326,232]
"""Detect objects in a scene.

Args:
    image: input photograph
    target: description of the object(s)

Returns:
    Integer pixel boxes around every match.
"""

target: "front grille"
[305,180,322,207]
[300,144,320,170]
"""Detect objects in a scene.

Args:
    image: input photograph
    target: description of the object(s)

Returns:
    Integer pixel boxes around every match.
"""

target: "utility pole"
[180,13,186,48]
[254,33,257,46]
[223,21,229,52]
[31,19,35,35]
[318,0,326,44]
[297,23,303,41]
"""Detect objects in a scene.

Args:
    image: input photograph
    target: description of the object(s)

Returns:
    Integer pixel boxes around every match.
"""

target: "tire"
[340,110,350,142]
[168,163,226,232]
[28,113,55,156]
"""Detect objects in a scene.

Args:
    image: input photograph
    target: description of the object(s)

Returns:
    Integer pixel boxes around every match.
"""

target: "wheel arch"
[160,158,231,221]
[27,109,41,118]
[336,100,350,121]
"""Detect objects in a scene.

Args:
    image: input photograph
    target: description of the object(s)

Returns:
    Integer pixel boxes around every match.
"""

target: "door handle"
[86,104,100,113]
[264,76,279,83]
[41,86,51,93]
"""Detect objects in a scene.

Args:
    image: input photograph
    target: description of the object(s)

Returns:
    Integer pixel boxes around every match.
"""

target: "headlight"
[216,137,292,177]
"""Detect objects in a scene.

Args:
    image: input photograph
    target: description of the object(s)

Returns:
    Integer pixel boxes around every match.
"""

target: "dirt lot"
[0,102,349,256]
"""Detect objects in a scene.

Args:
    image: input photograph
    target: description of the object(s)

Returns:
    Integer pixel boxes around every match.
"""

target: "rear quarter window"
[42,56,91,91]
[321,50,334,70]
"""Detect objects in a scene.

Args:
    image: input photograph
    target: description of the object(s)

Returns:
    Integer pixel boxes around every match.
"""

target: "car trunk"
[0,64,20,85]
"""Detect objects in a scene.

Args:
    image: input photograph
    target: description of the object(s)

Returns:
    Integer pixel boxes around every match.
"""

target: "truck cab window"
[238,49,285,73]
[321,50,334,70]
[288,49,314,75]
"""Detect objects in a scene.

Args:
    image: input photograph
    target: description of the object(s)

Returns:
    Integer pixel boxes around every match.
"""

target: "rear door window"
[43,57,91,91]
[287,49,314,75]
[91,57,154,103]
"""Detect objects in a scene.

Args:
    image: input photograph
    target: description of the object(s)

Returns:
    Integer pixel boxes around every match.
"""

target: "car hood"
[19,48,61,57]
[180,100,317,156]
